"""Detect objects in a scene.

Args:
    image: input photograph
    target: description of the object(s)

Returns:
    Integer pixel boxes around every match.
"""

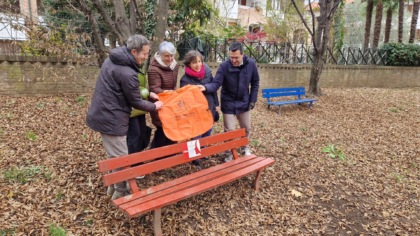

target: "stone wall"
[0,55,419,96]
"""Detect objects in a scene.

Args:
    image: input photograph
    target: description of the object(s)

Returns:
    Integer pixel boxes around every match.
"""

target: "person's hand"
[248,102,255,110]
[196,85,206,92]
[149,92,159,100]
[154,101,163,110]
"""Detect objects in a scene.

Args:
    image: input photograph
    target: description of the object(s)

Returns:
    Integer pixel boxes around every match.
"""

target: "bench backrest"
[98,129,248,191]
[262,87,306,99]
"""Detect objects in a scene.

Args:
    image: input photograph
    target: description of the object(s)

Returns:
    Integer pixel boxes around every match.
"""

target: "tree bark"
[150,0,169,54]
[409,1,420,43]
[398,0,405,43]
[372,0,383,48]
[113,0,132,42]
[363,0,374,50]
[384,7,393,43]
[308,0,340,96]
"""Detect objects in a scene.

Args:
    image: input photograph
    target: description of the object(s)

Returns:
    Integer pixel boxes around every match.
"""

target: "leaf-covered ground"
[0,88,419,235]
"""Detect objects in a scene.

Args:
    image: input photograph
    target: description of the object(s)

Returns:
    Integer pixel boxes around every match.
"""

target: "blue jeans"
[194,127,212,139]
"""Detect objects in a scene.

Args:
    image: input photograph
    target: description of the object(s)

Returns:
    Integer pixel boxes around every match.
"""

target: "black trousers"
[126,115,151,154]
[150,126,175,149]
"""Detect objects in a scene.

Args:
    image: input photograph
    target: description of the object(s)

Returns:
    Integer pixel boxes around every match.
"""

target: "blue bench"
[262,87,317,114]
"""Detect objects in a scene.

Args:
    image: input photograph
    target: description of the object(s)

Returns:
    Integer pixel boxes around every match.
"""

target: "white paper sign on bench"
[182,140,201,159]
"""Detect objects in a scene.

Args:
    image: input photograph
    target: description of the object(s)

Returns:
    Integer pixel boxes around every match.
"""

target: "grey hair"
[127,34,150,51]
[159,41,176,55]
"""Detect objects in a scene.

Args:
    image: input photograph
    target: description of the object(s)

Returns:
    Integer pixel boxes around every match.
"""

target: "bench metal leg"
[309,102,313,109]
[154,208,162,236]
[253,169,263,191]
[276,106,282,115]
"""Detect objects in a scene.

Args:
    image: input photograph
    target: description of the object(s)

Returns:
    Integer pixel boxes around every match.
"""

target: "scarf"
[155,52,177,70]
[185,65,205,79]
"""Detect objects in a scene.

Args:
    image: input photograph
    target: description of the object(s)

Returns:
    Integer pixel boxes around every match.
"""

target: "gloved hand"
[248,102,255,110]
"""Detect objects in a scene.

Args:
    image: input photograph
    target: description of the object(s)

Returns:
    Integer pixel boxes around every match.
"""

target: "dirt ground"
[0,87,419,236]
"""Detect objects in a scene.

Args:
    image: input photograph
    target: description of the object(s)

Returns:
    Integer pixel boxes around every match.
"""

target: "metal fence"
[177,37,388,65]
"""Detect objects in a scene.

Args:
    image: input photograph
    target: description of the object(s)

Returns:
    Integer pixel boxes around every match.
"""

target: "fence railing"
[0,37,388,66]
[177,38,388,65]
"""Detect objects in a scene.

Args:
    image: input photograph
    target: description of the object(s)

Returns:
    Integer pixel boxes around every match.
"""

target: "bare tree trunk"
[308,0,339,96]
[409,1,420,43]
[113,0,133,41]
[372,0,383,48]
[363,0,374,50]
[384,7,393,43]
[129,0,137,34]
[398,0,405,43]
[151,0,169,54]
[308,56,322,95]
[290,0,341,96]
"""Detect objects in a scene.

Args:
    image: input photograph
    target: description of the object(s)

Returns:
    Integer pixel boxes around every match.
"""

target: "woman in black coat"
[180,50,219,169]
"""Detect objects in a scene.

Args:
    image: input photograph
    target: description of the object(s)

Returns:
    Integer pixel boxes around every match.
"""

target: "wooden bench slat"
[98,129,246,172]
[124,158,275,217]
[102,138,249,187]
[114,155,263,208]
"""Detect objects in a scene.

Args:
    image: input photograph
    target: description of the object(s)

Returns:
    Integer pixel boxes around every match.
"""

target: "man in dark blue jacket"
[198,42,260,162]
[86,35,163,199]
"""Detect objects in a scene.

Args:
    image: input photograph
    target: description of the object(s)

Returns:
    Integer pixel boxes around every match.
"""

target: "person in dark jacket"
[148,41,179,148]
[197,42,260,162]
[86,34,163,200]
[180,50,219,169]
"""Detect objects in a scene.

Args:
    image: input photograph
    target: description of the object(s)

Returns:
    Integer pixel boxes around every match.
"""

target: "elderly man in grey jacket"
[86,34,163,200]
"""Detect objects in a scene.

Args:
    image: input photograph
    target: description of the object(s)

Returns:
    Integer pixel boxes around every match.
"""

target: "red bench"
[98,128,275,235]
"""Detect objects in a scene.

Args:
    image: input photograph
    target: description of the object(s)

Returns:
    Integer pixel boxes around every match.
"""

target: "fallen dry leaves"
[0,87,419,235]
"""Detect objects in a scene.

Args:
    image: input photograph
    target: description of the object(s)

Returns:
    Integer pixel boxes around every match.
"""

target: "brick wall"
[0,55,99,96]
[1,55,419,96]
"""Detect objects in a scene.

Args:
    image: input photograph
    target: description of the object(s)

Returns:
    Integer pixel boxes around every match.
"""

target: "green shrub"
[48,224,66,236]
[381,43,420,66]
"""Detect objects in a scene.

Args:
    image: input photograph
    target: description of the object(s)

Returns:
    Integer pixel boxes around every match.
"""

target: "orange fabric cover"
[158,85,213,141]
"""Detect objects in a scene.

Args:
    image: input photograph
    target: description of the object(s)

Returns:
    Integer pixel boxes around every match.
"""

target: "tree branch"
[290,0,314,36]
[328,0,342,19]
[92,0,125,44]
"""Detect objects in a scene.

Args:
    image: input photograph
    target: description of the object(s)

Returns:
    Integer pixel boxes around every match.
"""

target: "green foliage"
[388,106,405,113]
[48,224,66,236]
[251,139,261,147]
[0,228,15,236]
[85,219,94,226]
[55,192,65,201]
[37,102,45,110]
[25,131,37,141]
[75,95,86,105]
[222,25,247,39]
[381,43,420,66]
[144,0,157,39]
[170,0,214,39]
[3,165,52,184]
[333,1,346,51]
[263,0,309,43]
[322,144,346,161]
